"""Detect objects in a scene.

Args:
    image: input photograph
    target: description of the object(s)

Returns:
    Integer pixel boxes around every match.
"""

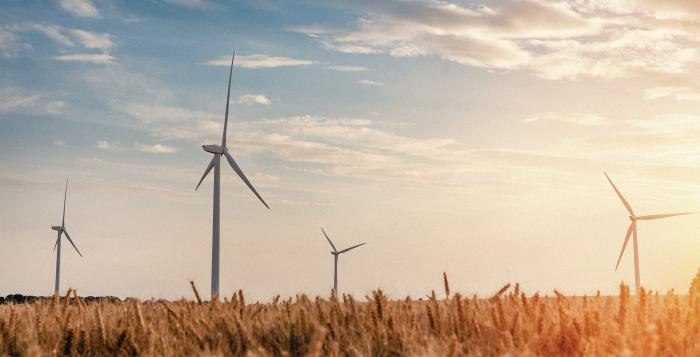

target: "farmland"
[1,277,700,356]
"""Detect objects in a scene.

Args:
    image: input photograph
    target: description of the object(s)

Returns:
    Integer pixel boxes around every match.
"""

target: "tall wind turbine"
[196,52,270,299]
[605,172,696,292]
[321,227,365,294]
[51,178,83,295]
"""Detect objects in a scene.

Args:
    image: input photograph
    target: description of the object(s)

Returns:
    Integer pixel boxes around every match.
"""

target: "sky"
[2,0,700,301]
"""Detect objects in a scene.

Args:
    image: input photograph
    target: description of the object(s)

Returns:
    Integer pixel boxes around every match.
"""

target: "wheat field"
[1,274,700,356]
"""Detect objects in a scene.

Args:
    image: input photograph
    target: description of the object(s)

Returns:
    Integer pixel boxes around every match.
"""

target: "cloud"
[135,142,177,153]
[68,29,113,52]
[644,86,700,101]
[238,94,271,106]
[52,54,115,64]
[291,0,700,80]
[116,103,470,183]
[357,79,384,86]
[161,0,208,8]
[96,140,122,150]
[31,24,74,46]
[97,139,177,154]
[523,112,610,126]
[58,0,101,18]
[206,54,316,68]
[0,30,29,58]
[327,65,369,72]
[21,25,115,63]
[0,94,40,112]
[53,140,66,147]
[0,89,64,115]
[45,101,65,114]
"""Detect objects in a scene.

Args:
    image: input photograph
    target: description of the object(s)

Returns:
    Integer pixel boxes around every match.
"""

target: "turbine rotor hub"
[629,215,637,221]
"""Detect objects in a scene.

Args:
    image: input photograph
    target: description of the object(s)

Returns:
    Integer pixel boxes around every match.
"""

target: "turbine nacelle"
[629,215,637,221]
[202,145,225,154]
[51,225,64,231]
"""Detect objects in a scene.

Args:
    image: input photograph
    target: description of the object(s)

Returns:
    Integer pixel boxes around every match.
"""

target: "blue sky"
[2,0,700,299]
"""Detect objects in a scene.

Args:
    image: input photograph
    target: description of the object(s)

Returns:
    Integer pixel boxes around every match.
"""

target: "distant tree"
[691,268,700,296]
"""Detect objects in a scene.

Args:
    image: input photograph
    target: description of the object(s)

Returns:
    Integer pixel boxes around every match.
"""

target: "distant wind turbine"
[195,52,270,299]
[51,178,83,295]
[605,172,696,292]
[321,227,365,294]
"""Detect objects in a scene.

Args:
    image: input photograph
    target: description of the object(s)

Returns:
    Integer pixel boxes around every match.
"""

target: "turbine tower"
[51,178,83,295]
[605,172,696,292]
[196,52,270,299]
[321,227,365,294]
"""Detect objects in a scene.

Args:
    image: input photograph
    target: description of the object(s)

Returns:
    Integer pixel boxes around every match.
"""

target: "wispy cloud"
[161,0,208,8]
[0,89,64,115]
[291,0,700,80]
[57,0,101,18]
[327,65,369,72]
[53,140,66,147]
[96,140,123,150]
[206,54,316,68]
[68,29,113,52]
[45,101,65,114]
[31,24,74,46]
[52,53,115,64]
[97,140,176,153]
[0,30,30,58]
[238,94,271,106]
[357,79,384,86]
[0,94,40,112]
[523,112,610,126]
[644,86,700,101]
[135,142,177,153]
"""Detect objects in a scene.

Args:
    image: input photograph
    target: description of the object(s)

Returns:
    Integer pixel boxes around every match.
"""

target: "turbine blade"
[195,157,216,191]
[338,242,366,254]
[321,227,337,252]
[63,230,83,257]
[615,223,634,271]
[604,172,634,216]
[223,151,270,209]
[62,178,68,226]
[222,52,234,148]
[637,212,697,220]
[53,232,61,251]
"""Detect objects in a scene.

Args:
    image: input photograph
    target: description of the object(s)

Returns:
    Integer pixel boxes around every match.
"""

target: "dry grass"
[1,277,700,356]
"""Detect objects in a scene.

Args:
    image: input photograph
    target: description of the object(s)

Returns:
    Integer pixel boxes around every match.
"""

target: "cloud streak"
[52,53,115,64]
[206,54,316,68]
[58,0,101,18]
[357,79,384,86]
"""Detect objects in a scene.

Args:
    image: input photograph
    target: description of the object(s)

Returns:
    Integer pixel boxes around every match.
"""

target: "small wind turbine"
[51,178,83,295]
[196,52,270,299]
[605,172,696,292]
[321,227,365,294]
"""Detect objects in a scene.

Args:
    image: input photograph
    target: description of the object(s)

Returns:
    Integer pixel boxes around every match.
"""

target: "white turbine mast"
[196,52,270,300]
[605,172,696,293]
[51,178,83,295]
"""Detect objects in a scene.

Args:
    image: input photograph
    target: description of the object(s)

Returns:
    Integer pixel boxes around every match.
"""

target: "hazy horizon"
[2,0,700,301]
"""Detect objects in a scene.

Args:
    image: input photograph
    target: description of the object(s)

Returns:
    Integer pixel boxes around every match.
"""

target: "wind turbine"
[605,172,696,292]
[51,178,83,295]
[321,227,365,294]
[195,52,270,299]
